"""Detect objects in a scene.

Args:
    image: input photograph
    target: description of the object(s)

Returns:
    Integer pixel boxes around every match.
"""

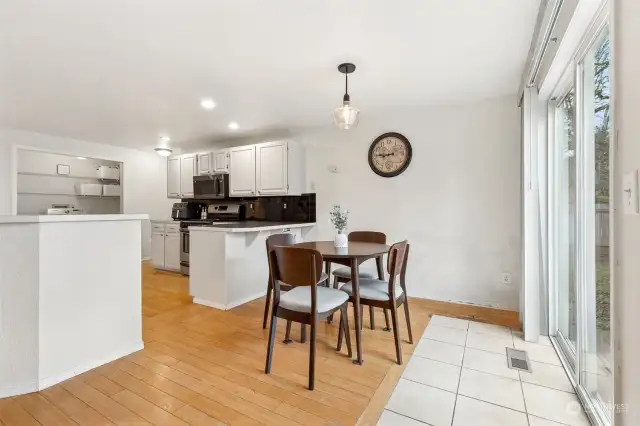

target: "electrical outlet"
[501,272,511,285]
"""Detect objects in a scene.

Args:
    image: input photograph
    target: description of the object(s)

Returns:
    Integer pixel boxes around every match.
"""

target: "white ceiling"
[0,0,540,150]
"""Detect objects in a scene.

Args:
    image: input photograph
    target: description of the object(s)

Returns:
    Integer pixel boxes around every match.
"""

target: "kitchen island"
[189,222,315,310]
[0,214,147,397]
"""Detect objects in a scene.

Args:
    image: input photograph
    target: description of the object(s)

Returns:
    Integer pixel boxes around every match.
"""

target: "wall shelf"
[17,171,120,183]
[18,192,120,198]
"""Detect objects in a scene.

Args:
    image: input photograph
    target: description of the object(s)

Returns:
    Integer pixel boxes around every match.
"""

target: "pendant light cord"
[343,68,350,102]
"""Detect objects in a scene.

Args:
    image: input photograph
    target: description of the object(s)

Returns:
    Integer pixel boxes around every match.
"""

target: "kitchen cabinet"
[180,154,197,198]
[151,222,180,272]
[151,227,166,269]
[229,145,256,196]
[213,150,229,173]
[167,157,181,198]
[167,155,198,198]
[197,152,213,175]
[168,140,305,199]
[255,140,305,196]
[164,230,181,271]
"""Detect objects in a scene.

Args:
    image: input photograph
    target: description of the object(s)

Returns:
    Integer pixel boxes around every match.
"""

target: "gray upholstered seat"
[340,278,403,301]
[279,286,349,313]
[332,267,377,279]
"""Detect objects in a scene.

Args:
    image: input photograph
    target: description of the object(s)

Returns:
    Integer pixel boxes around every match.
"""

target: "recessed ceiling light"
[76,156,87,160]
[200,98,216,110]
[228,122,239,130]
[154,147,173,157]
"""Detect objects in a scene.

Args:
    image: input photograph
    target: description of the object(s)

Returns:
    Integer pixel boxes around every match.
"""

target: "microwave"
[193,173,229,199]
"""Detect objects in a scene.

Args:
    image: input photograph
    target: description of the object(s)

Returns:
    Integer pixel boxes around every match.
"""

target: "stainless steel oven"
[179,227,191,275]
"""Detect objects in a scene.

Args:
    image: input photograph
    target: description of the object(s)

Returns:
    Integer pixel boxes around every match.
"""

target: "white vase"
[334,232,348,248]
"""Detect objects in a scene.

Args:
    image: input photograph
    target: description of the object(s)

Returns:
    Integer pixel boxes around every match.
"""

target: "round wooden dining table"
[293,240,390,365]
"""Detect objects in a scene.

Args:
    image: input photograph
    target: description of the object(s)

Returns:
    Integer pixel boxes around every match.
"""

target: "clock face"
[368,132,412,177]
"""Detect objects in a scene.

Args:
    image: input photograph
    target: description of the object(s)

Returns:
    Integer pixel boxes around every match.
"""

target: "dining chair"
[265,246,352,390]
[331,231,390,330]
[262,233,328,343]
[338,241,413,365]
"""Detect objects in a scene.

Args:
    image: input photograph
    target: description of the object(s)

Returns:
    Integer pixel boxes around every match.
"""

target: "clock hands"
[375,152,395,159]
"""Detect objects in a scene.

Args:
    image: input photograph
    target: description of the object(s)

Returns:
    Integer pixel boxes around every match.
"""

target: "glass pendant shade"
[333,100,360,130]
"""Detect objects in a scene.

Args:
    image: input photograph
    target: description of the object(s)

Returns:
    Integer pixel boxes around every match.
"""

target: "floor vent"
[506,348,532,373]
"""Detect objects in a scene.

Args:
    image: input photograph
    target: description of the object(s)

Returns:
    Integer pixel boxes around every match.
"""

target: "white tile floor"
[378,316,592,426]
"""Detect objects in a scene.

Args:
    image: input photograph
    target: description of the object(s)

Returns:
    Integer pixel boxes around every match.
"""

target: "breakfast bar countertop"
[189,221,316,233]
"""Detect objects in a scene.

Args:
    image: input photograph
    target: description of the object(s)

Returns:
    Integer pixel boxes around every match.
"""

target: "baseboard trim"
[225,291,267,310]
[193,298,227,310]
[408,297,521,330]
[0,381,39,399]
[37,341,145,391]
[194,291,267,311]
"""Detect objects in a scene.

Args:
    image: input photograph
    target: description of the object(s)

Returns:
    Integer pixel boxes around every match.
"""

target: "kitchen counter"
[0,213,148,223]
[0,214,145,397]
[150,218,178,224]
[189,221,316,310]
[189,221,315,233]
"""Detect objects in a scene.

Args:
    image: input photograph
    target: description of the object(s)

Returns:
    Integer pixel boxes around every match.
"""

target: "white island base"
[0,214,147,398]
[189,223,315,310]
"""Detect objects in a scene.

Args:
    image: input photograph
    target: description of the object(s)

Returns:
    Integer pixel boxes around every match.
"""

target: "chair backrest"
[348,231,386,244]
[266,233,296,251]
[269,246,323,288]
[386,240,409,278]
[265,233,297,291]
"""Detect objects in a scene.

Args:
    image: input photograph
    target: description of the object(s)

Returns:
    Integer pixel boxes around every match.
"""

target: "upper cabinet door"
[167,157,181,198]
[197,152,212,175]
[256,141,288,196]
[213,150,229,173]
[180,154,197,198]
[229,145,256,196]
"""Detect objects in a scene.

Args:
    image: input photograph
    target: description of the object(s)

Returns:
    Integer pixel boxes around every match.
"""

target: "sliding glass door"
[579,27,613,420]
[553,87,578,364]
[548,14,613,425]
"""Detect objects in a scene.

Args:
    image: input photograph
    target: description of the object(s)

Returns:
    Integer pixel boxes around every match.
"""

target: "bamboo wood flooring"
[0,262,519,426]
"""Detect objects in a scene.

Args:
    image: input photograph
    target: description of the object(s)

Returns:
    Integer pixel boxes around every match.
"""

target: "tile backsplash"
[246,193,316,222]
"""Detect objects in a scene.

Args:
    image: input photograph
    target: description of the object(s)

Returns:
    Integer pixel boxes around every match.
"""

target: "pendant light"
[332,63,360,130]
[155,136,172,156]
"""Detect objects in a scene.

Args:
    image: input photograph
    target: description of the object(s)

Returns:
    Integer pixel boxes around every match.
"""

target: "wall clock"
[368,132,413,177]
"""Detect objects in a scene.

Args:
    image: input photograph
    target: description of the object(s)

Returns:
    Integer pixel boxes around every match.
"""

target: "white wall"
[298,96,522,310]
[0,128,174,257]
[613,0,640,423]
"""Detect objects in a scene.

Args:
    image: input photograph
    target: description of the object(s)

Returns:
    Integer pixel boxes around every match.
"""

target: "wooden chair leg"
[383,309,391,331]
[328,276,341,324]
[309,321,316,390]
[300,324,307,343]
[337,314,344,352]
[369,306,375,330]
[283,321,293,344]
[403,296,414,344]
[390,304,403,365]
[265,315,277,374]
[359,305,364,331]
[341,305,352,358]
[262,281,272,329]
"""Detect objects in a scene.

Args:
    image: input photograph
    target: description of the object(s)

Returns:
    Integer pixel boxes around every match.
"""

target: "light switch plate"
[623,170,638,215]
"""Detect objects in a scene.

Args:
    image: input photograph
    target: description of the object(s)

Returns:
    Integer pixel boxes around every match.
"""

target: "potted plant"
[329,205,349,248]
